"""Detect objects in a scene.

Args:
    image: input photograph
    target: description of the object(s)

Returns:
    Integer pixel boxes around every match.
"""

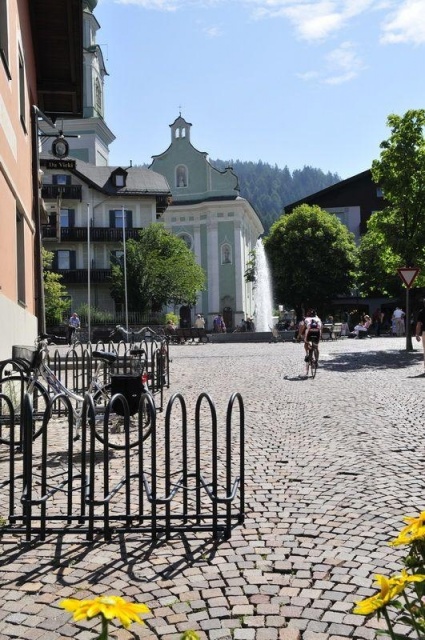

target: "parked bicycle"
[0,336,153,448]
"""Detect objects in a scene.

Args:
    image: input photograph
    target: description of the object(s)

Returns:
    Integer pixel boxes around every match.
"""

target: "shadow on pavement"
[125,533,222,582]
[0,531,225,588]
[321,349,423,373]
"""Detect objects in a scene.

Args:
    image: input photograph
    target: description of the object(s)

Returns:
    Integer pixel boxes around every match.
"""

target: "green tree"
[357,212,407,298]
[264,204,357,317]
[43,248,70,325]
[110,224,205,313]
[371,109,425,270]
[369,109,425,349]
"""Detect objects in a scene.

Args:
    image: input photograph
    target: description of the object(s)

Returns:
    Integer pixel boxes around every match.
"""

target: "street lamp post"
[87,203,91,343]
[122,205,129,335]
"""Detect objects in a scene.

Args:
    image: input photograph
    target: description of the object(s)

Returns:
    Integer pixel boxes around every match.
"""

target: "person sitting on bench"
[351,321,368,338]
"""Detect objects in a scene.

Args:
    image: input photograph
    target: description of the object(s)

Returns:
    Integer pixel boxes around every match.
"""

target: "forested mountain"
[210,159,341,235]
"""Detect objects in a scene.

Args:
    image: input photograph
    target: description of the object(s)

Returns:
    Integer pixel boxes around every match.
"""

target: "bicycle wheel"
[0,376,50,445]
[310,356,317,379]
[92,383,152,448]
[310,348,318,379]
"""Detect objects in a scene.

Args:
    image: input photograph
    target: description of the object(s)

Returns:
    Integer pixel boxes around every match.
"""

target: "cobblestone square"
[0,337,424,639]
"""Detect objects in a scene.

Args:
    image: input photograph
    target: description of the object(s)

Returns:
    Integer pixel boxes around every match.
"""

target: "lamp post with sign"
[121,205,129,336]
[397,267,420,351]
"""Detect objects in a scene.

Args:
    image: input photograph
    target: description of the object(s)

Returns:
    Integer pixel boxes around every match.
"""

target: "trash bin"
[110,374,143,416]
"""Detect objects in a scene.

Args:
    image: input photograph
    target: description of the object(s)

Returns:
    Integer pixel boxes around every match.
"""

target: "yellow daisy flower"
[180,632,201,640]
[390,569,425,590]
[60,595,150,629]
[390,512,425,546]
[353,571,425,616]
[353,574,394,615]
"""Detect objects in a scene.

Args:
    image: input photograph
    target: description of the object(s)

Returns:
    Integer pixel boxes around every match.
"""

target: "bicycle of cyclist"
[68,312,80,345]
[303,309,322,378]
[70,327,81,346]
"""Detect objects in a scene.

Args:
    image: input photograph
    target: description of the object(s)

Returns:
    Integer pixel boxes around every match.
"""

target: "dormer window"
[111,168,127,188]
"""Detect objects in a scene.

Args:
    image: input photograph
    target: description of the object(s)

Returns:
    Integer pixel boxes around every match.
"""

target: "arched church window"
[221,243,232,265]
[178,233,193,251]
[176,165,187,188]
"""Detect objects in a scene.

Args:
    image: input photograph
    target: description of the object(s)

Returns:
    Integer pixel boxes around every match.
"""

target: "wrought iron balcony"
[42,225,58,239]
[41,184,82,201]
[41,226,142,242]
[157,195,171,214]
[58,269,112,284]
[63,227,142,242]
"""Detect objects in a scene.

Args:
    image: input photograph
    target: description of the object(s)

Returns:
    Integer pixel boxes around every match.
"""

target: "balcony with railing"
[58,269,112,284]
[157,195,171,214]
[41,184,83,201]
[41,226,143,242]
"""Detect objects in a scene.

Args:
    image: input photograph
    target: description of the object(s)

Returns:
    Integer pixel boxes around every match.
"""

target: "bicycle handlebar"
[113,325,164,339]
[38,333,66,345]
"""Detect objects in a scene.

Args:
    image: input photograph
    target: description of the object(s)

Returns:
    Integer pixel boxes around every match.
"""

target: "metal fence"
[0,389,244,542]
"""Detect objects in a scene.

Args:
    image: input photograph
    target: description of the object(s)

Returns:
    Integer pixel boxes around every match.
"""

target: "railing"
[41,226,143,242]
[41,184,82,201]
[62,227,142,242]
[156,195,171,214]
[59,269,111,284]
[0,375,244,541]
[41,225,58,239]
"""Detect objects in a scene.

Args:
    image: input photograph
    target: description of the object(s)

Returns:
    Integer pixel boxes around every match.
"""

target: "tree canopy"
[357,213,406,298]
[43,248,70,325]
[110,224,206,313]
[370,109,425,270]
[264,204,357,316]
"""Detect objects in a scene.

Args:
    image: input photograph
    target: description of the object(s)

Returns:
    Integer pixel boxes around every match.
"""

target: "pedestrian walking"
[415,299,425,374]
[392,307,405,336]
[372,308,384,336]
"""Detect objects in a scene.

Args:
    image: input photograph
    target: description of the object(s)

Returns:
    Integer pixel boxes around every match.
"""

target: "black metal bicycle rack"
[0,389,245,542]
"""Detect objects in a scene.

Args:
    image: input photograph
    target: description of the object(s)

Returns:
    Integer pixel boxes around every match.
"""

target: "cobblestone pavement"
[1,337,425,640]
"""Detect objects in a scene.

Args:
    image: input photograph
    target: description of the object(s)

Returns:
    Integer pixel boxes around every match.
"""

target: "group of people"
[236,317,255,332]
[165,314,207,335]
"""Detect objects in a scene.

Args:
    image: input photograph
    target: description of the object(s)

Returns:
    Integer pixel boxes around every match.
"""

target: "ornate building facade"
[150,116,264,331]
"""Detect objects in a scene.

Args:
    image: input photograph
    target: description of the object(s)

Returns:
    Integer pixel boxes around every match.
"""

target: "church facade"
[150,116,264,331]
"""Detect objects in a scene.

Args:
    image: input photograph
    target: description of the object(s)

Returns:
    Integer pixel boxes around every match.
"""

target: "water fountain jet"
[253,239,274,332]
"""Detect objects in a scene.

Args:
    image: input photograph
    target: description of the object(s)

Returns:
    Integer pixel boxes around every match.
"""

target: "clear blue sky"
[96,0,425,180]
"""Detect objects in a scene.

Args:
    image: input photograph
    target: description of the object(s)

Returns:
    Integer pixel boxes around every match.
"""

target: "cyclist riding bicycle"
[68,312,80,345]
[303,309,322,363]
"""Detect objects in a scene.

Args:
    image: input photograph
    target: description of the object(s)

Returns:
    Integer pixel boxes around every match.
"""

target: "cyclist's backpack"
[310,319,319,330]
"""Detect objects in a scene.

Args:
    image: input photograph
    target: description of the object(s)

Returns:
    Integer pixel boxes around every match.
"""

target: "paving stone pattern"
[1,337,424,639]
